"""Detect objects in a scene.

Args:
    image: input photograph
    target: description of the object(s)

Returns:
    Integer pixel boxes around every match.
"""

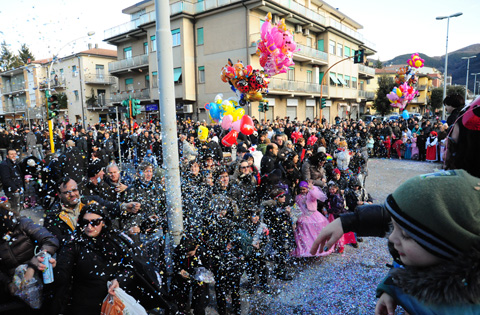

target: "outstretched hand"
[375,293,396,315]
[310,218,344,255]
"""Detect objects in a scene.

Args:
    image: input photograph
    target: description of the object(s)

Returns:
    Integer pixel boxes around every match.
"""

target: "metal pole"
[78,56,87,130]
[116,105,122,167]
[155,0,183,245]
[47,59,56,153]
[441,17,449,121]
[473,73,479,98]
[462,56,476,101]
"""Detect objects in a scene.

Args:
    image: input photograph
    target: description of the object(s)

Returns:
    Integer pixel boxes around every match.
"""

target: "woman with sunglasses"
[51,202,178,314]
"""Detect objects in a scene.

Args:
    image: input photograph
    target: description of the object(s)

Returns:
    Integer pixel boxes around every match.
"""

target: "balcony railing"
[271,0,326,25]
[358,90,375,100]
[269,78,328,95]
[4,105,27,113]
[417,84,426,91]
[295,44,328,63]
[328,18,376,50]
[358,64,375,76]
[84,74,118,85]
[110,89,150,103]
[109,54,149,73]
[1,81,26,94]
[104,11,156,39]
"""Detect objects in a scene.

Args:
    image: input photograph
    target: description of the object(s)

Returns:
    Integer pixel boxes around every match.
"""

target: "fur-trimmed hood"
[391,248,480,305]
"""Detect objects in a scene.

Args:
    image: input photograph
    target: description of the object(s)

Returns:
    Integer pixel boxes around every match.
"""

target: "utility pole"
[155,0,183,245]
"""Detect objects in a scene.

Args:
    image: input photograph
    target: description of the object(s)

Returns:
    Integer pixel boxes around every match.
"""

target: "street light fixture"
[436,12,463,120]
[46,31,95,152]
[462,55,476,101]
[472,72,480,99]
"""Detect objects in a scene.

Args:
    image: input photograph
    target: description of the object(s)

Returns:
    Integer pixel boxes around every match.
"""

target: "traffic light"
[321,98,327,109]
[264,102,269,111]
[258,103,264,112]
[121,99,130,118]
[353,49,365,64]
[47,93,59,120]
[131,98,141,117]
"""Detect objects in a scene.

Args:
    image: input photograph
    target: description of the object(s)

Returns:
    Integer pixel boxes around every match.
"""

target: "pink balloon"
[232,119,241,132]
[240,115,255,136]
[221,115,233,130]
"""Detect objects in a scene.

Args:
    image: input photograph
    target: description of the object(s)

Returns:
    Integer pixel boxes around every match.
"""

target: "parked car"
[411,113,423,121]
[360,114,376,123]
[386,115,400,122]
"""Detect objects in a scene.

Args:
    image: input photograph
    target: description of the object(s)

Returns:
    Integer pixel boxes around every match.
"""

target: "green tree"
[57,93,68,109]
[374,59,383,69]
[17,44,35,65]
[373,75,396,116]
[447,85,465,97]
[0,41,19,71]
[430,87,444,109]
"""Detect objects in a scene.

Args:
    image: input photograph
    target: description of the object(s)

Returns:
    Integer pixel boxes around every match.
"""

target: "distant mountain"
[382,44,480,92]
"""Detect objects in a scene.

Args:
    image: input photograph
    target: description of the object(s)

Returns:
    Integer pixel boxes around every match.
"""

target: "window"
[198,66,205,83]
[124,47,132,59]
[344,46,350,57]
[352,77,357,89]
[288,67,295,81]
[330,72,340,86]
[97,89,106,106]
[74,90,79,101]
[60,68,64,75]
[152,71,158,87]
[360,80,365,90]
[329,40,335,55]
[172,29,181,46]
[174,67,182,83]
[286,106,297,120]
[307,70,312,83]
[317,39,324,52]
[151,36,156,52]
[345,75,350,88]
[125,78,134,91]
[95,65,104,78]
[337,74,344,86]
[72,65,77,77]
[319,72,325,85]
[197,28,204,45]
[144,42,148,55]
[145,75,150,88]
[306,37,312,47]
[337,43,343,57]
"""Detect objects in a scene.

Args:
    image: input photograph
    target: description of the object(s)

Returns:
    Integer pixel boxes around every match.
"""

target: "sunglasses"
[79,218,103,228]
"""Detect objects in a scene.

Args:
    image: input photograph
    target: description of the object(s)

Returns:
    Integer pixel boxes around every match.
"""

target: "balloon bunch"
[220,59,269,106]
[407,53,424,69]
[204,94,257,147]
[256,12,298,77]
[388,53,424,110]
[387,82,418,110]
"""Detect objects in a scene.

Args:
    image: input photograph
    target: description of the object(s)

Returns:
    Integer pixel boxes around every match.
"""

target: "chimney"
[88,43,92,50]
[95,44,98,49]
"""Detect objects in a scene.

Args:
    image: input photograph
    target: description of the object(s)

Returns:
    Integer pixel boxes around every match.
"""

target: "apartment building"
[0,47,118,127]
[104,0,377,123]
[0,63,45,126]
[34,47,119,125]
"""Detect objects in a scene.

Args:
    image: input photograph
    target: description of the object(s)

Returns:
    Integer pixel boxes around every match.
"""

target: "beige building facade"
[104,0,377,124]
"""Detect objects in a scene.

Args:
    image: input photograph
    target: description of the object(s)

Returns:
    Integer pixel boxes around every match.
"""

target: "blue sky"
[0,0,478,61]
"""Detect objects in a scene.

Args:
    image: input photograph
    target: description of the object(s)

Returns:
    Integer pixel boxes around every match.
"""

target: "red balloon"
[222,130,239,147]
[240,115,256,136]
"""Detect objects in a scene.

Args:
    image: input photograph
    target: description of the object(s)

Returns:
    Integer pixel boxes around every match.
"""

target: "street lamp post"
[46,31,95,153]
[462,55,476,101]
[436,12,462,120]
[472,73,480,99]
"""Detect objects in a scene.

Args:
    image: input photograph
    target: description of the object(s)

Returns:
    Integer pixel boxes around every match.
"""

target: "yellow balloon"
[198,126,209,142]
[415,60,422,68]
[396,88,402,97]
[232,108,245,121]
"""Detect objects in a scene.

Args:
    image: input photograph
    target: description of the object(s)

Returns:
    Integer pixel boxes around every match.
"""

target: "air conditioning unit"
[303,29,310,36]
[272,14,280,24]
[183,104,193,113]
[295,25,302,33]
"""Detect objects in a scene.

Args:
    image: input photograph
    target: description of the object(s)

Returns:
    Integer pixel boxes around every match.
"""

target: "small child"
[366,135,375,157]
[376,170,480,314]
[383,136,391,159]
[404,139,412,160]
[325,183,355,253]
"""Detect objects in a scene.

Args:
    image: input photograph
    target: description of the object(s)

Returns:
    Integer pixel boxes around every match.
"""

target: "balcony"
[104,11,156,40]
[110,89,151,103]
[270,0,326,25]
[293,44,328,65]
[1,81,26,94]
[358,64,375,78]
[269,78,328,95]
[328,18,376,50]
[417,84,426,91]
[109,54,149,74]
[358,90,375,100]
[84,74,118,85]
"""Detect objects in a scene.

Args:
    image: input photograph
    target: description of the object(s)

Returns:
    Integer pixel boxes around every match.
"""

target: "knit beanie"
[385,169,480,260]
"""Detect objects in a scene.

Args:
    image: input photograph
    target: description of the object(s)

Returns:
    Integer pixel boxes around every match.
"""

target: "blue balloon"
[402,110,409,119]
[209,103,221,121]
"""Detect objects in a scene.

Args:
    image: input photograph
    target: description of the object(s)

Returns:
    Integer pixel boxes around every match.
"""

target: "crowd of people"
[0,93,475,314]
